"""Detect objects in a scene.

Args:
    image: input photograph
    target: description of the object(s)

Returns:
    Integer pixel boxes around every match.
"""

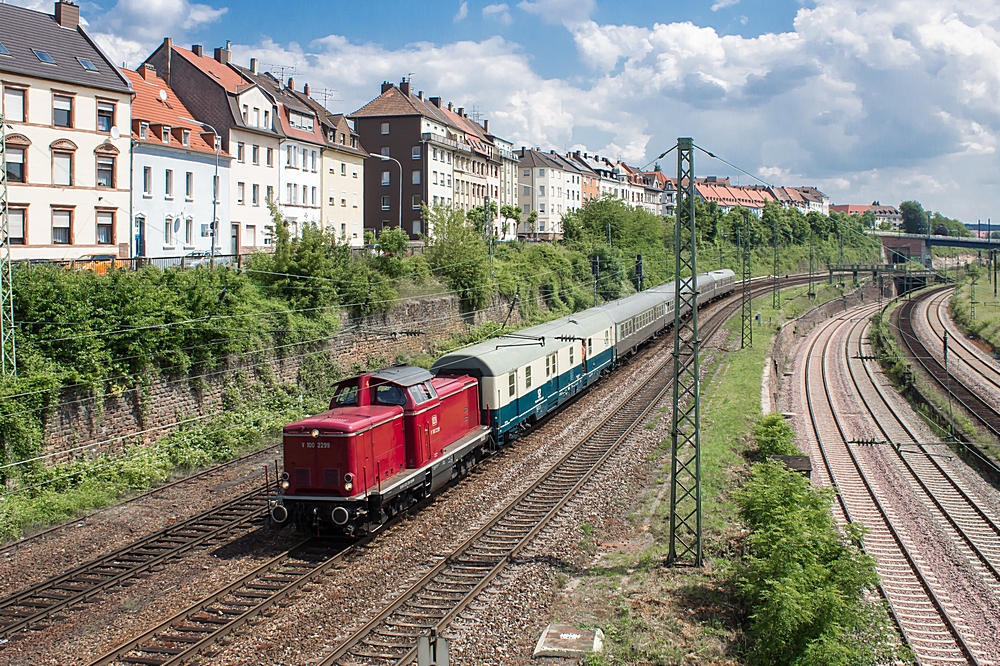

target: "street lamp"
[180,117,220,267]
[370,153,403,231]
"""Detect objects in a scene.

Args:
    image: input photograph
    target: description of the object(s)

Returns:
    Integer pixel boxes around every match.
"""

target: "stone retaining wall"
[42,294,526,461]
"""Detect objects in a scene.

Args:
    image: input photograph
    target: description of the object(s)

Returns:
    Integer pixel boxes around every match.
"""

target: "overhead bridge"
[876,231,1000,267]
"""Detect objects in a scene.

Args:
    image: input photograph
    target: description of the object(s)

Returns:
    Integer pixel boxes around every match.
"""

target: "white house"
[125,66,231,258]
[1,1,132,260]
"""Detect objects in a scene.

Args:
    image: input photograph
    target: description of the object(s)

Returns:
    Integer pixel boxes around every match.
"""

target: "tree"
[499,204,522,240]
[900,200,927,235]
[527,210,538,237]
[422,203,492,309]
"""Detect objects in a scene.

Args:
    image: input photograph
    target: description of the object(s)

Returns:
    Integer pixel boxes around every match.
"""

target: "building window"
[381,196,390,210]
[164,216,173,244]
[143,166,152,195]
[353,192,358,207]
[238,182,246,204]
[96,156,115,188]
[165,169,174,197]
[380,122,389,135]
[264,109,270,129]
[523,185,530,196]
[139,123,149,139]
[286,183,293,205]
[311,151,318,172]
[162,126,171,144]
[266,185,274,203]
[447,153,451,164]
[253,107,260,127]
[412,145,421,160]
[8,208,25,245]
[53,95,72,128]
[540,203,546,213]
[412,194,421,210]
[3,88,25,123]
[302,184,308,205]
[252,184,260,206]
[52,210,71,244]
[266,147,273,167]
[5,147,24,183]
[287,145,294,167]
[251,145,259,165]
[52,152,72,186]
[340,162,346,176]
[412,170,421,185]
[380,147,390,157]
[97,211,114,245]
[97,102,115,132]
[185,172,194,199]
[382,171,390,186]
[237,143,245,162]
[242,104,248,123]
[447,174,452,187]
[311,186,317,206]
[539,185,545,196]
[185,217,193,245]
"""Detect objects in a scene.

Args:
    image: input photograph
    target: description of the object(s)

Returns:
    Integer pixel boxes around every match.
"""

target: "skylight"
[32,49,56,65]
[77,57,99,72]
[0,41,10,57]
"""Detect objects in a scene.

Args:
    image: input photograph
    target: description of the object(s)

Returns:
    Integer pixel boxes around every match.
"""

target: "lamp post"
[180,118,220,267]
[371,153,403,231]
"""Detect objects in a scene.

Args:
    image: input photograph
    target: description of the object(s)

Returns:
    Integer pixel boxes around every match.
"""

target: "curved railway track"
[922,289,1000,395]
[802,304,982,665]
[0,480,271,641]
[897,286,1000,441]
[845,308,1000,597]
[85,276,819,666]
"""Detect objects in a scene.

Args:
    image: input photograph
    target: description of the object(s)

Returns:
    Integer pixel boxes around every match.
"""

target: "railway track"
[0,480,271,641]
[897,286,1000,441]
[845,309,1000,597]
[803,304,982,664]
[923,289,1000,394]
[24,275,816,665]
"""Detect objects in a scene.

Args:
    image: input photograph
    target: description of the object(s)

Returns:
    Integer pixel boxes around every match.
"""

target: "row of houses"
[0,1,831,261]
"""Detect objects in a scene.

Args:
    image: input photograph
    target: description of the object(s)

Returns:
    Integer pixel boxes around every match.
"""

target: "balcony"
[421,132,471,153]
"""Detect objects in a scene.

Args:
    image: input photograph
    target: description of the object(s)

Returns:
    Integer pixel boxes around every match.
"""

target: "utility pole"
[808,229,815,298]
[740,210,752,349]
[635,254,644,292]
[668,137,702,567]
[0,112,16,378]
[484,195,494,278]
[591,255,599,307]
[772,217,780,309]
[838,221,844,286]
[944,330,954,436]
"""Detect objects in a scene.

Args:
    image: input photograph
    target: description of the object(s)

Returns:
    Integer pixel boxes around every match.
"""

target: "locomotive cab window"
[331,383,359,407]
[409,383,433,404]
[373,384,407,406]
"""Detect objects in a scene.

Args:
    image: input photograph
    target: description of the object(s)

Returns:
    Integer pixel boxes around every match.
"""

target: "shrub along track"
[82,276,815,666]
[802,303,989,665]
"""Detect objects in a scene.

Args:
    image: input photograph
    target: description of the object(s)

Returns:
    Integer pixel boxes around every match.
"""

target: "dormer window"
[162,126,171,144]
[139,122,149,139]
[289,111,314,131]
[181,130,190,146]
[33,49,56,65]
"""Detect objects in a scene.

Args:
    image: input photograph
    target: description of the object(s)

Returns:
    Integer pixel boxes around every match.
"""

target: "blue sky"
[13,0,1000,221]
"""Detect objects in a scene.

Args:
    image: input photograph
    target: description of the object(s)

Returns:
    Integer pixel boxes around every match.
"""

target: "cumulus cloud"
[483,3,514,25]
[454,1,469,22]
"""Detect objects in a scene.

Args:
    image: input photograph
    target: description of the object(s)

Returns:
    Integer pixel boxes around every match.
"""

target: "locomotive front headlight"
[311,428,320,438]
[344,482,353,492]
[280,480,289,489]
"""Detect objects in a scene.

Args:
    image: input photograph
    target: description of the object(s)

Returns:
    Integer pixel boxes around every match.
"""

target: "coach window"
[508,372,516,397]
[588,338,593,355]
[604,330,609,345]
[525,366,532,389]
[569,346,574,365]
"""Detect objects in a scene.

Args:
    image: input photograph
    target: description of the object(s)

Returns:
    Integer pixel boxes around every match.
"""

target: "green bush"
[734,461,909,665]
[752,413,798,457]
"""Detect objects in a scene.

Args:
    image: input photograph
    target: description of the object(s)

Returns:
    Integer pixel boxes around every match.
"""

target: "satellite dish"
[110,126,121,140]
[159,89,168,102]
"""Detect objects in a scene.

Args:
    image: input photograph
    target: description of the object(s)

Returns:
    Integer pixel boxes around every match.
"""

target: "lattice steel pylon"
[0,113,16,379]
[740,209,752,349]
[771,217,780,309]
[668,137,701,567]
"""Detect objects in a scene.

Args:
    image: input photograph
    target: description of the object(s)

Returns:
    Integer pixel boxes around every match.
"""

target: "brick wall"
[41,294,526,462]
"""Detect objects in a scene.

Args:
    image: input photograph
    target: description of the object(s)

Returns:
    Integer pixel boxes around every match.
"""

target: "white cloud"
[518,0,594,27]
[711,0,740,11]
[483,3,514,25]
[454,1,468,22]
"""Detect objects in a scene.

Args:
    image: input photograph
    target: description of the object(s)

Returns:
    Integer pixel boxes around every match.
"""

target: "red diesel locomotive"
[269,366,490,535]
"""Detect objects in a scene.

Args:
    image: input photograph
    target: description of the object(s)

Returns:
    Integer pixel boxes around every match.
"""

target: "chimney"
[457,107,464,117]
[162,37,173,86]
[192,44,203,57]
[429,96,442,108]
[483,119,489,133]
[54,1,80,29]
[381,81,394,94]
[303,83,310,96]
[418,91,424,100]
[214,42,232,65]
[447,102,454,111]
[250,57,258,74]
[139,62,156,81]
[288,77,295,91]
[399,78,411,96]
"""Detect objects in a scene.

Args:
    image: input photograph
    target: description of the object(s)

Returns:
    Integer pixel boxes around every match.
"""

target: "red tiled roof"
[172,46,249,94]
[830,204,872,215]
[123,69,225,156]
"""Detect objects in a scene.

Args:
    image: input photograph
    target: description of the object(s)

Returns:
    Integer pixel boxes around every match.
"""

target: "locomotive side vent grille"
[323,468,340,487]
[294,467,311,487]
